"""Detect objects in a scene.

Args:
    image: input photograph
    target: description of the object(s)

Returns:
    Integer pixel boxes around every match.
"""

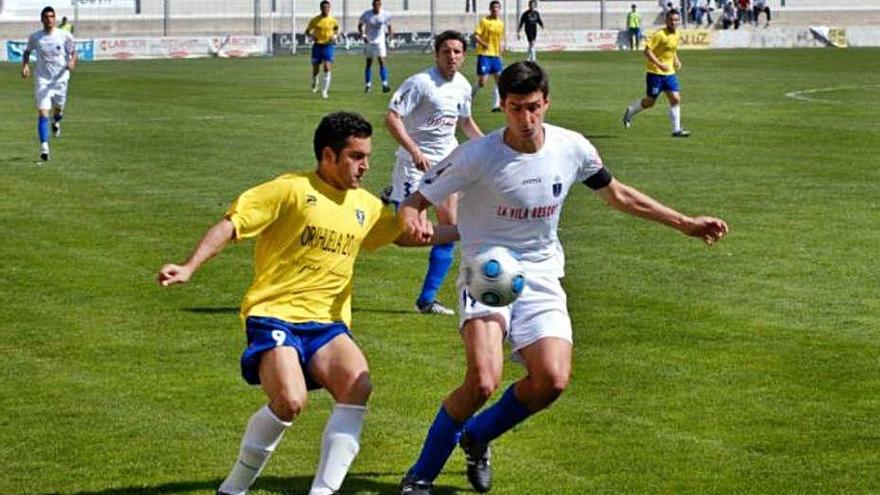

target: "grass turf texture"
[1,48,879,494]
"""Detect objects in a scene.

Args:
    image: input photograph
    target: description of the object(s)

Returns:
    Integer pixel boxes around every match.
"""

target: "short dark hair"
[666,8,680,18]
[40,6,55,17]
[314,112,373,161]
[489,0,501,8]
[320,0,330,8]
[498,61,549,100]
[434,30,467,53]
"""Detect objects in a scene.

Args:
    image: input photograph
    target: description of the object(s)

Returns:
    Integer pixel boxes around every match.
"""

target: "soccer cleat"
[40,142,49,162]
[321,90,329,99]
[311,80,319,93]
[459,432,492,493]
[491,107,502,113]
[365,84,372,93]
[382,84,391,93]
[416,300,455,316]
[622,108,633,129]
[52,122,61,138]
[399,474,433,495]
[380,185,394,205]
[671,129,691,138]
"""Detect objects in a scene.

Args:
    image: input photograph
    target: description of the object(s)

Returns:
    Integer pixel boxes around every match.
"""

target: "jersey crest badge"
[552,175,563,197]
[355,208,365,226]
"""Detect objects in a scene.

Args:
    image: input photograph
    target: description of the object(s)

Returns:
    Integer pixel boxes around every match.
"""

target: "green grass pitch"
[1,47,879,494]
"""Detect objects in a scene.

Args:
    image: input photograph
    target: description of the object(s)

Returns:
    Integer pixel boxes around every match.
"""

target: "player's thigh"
[35,84,53,111]
[259,346,309,406]
[51,82,68,109]
[390,156,423,202]
[461,316,506,382]
[436,193,458,225]
[508,270,573,356]
[517,336,572,387]
[308,333,371,404]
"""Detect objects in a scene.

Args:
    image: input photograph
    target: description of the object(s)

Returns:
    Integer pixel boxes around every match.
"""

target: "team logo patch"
[355,209,365,226]
[552,176,563,197]
[306,194,318,206]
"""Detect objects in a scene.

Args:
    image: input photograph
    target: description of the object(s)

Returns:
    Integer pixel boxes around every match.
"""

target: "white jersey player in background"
[385,30,484,315]
[397,61,729,495]
[358,0,393,93]
[21,5,77,162]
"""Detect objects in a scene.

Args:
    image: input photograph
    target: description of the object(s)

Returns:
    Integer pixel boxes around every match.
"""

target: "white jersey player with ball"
[21,6,77,162]
[397,61,729,495]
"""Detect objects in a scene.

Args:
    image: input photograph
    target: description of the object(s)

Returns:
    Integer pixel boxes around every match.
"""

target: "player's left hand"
[683,216,729,246]
[21,65,29,79]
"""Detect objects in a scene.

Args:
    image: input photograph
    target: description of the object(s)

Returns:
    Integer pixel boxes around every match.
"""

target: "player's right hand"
[21,65,29,79]
[157,263,193,286]
[657,63,672,72]
[411,150,432,172]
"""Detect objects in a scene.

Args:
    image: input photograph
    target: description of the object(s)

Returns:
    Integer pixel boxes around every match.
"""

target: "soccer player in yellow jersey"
[622,9,691,137]
[306,0,339,98]
[157,112,458,495]
[473,0,505,112]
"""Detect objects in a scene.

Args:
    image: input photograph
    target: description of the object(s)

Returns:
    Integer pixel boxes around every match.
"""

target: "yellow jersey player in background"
[622,8,691,137]
[473,0,505,112]
[305,0,339,98]
[157,112,458,495]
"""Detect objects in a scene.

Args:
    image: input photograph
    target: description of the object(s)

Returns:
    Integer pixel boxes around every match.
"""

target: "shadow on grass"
[29,474,462,495]
[183,307,239,314]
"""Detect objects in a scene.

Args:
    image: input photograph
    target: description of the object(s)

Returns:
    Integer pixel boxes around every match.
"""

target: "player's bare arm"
[473,35,489,49]
[21,50,30,79]
[385,110,431,170]
[394,223,460,247]
[157,218,236,286]
[644,46,670,72]
[458,116,484,139]
[596,179,728,245]
[68,48,77,72]
[674,53,682,70]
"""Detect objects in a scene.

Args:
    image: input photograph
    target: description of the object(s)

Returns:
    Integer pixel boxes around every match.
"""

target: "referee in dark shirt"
[517,0,544,61]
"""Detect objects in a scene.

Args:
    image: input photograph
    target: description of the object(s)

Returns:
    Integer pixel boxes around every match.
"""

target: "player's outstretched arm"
[157,218,236,286]
[596,179,728,245]
[397,191,435,244]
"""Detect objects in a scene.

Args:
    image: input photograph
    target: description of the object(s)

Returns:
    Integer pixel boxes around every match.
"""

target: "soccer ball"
[465,246,526,307]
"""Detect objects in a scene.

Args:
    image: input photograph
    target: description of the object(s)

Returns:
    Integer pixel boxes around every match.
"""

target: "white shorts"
[389,154,426,203]
[364,42,387,58]
[456,261,572,357]
[35,79,69,110]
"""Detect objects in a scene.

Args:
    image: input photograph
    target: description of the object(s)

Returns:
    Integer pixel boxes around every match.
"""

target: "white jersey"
[418,124,607,274]
[389,66,473,161]
[359,9,391,44]
[26,28,75,84]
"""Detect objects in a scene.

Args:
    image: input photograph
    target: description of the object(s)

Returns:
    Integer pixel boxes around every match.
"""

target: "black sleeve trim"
[583,168,613,190]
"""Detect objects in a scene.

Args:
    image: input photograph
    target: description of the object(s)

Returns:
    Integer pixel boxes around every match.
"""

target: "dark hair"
[314,112,373,161]
[320,0,330,8]
[434,30,467,53]
[498,61,549,100]
[489,0,501,8]
[40,6,55,17]
[666,8,680,18]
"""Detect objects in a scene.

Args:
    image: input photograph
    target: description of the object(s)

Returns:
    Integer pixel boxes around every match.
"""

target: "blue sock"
[417,242,454,305]
[38,116,49,143]
[380,65,389,85]
[364,67,372,84]
[53,113,63,123]
[463,385,534,443]
[409,406,465,481]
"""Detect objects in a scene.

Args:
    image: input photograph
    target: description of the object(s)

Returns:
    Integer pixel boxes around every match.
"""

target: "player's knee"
[669,95,681,106]
[270,391,308,421]
[643,98,656,108]
[345,371,373,403]
[468,373,501,403]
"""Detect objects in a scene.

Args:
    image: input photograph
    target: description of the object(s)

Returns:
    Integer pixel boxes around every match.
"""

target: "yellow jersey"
[226,171,402,328]
[645,28,679,75]
[475,17,504,57]
[306,15,339,44]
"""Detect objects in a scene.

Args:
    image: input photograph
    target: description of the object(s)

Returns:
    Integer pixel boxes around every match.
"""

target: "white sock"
[308,403,367,495]
[312,75,319,86]
[528,45,537,61]
[218,405,292,495]
[669,104,681,132]
[493,87,501,109]
[322,72,332,92]
[627,99,645,117]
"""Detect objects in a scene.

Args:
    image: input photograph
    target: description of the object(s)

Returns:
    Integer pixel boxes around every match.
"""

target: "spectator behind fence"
[753,0,770,27]
[626,4,642,50]
[721,0,737,29]
[696,0,714,27]
[736,0,751,27]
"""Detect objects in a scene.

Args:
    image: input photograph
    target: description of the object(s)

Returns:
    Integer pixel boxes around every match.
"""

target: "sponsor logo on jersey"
[521,177,542,186]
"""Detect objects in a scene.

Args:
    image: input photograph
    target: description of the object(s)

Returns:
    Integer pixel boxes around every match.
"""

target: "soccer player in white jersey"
[358,0,393,93]
[21,6,77,162]
[385,30,484,315]
[397,61,728,495]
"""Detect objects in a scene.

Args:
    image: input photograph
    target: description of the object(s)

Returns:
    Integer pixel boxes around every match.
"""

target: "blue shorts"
[477,55,504,76]
[646,72,680,98]
[240,316,351,389]
[311,43,335,64]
